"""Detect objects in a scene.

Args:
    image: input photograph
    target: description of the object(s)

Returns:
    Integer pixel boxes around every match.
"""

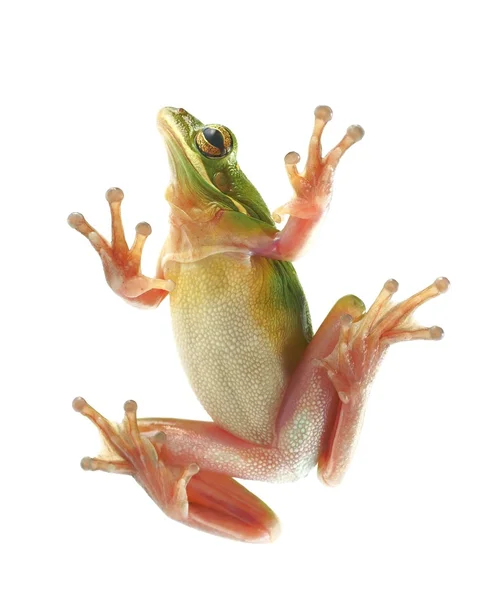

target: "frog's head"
[157,107,273,225]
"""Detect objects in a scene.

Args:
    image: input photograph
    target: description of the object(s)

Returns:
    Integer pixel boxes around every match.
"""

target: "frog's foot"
[316,277,450,486]
[68,188,173,307]
[73,398,279,542]
[273,106,364,223]
[73,397,197,521]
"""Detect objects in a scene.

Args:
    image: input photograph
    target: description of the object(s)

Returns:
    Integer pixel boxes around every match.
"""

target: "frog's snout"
[157,106,177,131]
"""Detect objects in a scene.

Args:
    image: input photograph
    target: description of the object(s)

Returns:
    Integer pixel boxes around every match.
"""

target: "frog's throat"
[159,118,238,223]
[166,184,219,225]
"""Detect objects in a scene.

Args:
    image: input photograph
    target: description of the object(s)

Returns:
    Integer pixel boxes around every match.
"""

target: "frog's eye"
[196,126,232,158]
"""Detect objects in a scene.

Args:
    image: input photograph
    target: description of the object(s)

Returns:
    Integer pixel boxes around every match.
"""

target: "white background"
[1,1,477,599]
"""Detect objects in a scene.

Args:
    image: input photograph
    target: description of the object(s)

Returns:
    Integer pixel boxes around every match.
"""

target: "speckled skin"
[69,106,448,542]
[166,253,311,445]
[139,347,341,483]
[138,284,358,483]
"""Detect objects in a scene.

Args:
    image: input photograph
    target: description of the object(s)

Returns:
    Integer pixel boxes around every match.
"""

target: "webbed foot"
[73,398,280,542]
[73,397,198,521]
[316,277,450,485]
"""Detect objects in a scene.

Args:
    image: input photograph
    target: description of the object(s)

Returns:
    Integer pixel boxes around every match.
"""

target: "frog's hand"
[313,277,449,486]
[266,107,364,262]
[73,398,279,543]
[68,188,173,308]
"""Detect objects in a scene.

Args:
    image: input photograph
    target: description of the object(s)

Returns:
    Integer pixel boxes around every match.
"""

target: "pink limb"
[72,397,279,543]
[68,188,173,308]
[72,279,448,539]
[316,277,450,485]
[267,106,364,261]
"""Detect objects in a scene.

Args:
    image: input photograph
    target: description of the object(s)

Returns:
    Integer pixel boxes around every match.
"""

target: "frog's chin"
[162,136,204,183]
[157,107,210,182]
[161,135,225,224]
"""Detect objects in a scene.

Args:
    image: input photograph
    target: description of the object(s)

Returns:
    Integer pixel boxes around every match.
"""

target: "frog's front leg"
[68,188,173,308]
[73,398,279,543]
[268,106,364,261]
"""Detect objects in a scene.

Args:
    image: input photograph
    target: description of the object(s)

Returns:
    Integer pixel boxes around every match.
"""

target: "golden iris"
[196,126,232,158]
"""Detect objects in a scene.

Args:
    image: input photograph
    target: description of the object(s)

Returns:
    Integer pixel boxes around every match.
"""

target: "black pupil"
[203,127,225,151]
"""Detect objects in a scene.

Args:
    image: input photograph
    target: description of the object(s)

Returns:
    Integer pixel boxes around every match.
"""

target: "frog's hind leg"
[73,397,279,543]
[271,278,449,488]
[316,277,450,486]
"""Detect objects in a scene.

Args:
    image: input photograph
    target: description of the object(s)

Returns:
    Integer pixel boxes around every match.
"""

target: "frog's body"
[167,254,311,445]
[69,106,449,543]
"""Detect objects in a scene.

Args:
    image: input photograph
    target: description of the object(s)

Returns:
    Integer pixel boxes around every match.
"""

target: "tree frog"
[68,106,449,543]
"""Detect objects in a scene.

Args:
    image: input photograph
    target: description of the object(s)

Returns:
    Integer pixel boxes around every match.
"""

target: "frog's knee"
[336,294,366,316]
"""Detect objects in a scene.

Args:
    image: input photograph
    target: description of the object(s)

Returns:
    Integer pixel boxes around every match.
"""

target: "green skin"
[158,107,315,449]
[161,109,312,318]
[159,107,276,222]
[70,106,446,541]
[157,108,313,324]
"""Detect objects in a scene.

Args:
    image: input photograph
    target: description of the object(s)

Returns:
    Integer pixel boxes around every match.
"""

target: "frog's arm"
[68,188,173,308]
[266,106,364,261]
[199,107,364,262]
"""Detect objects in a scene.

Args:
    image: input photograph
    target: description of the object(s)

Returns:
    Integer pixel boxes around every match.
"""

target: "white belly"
[167,254,308,445]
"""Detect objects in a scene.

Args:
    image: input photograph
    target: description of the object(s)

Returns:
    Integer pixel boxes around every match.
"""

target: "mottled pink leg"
[138,418,296,482]
[317,277,450,486]
[73,398,279,542]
